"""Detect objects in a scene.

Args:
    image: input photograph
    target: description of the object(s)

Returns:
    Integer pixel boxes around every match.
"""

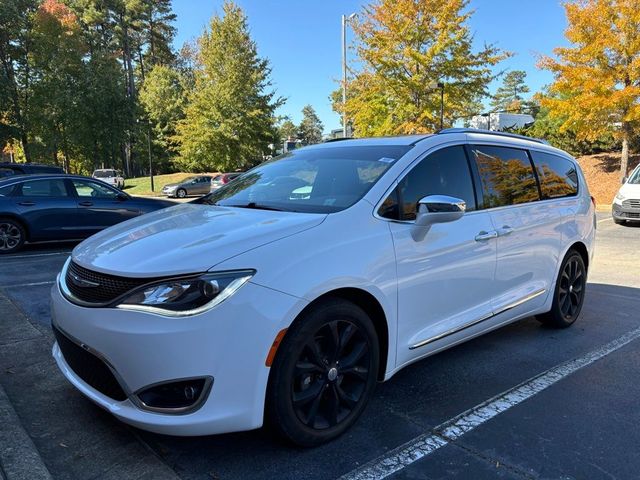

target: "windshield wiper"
[225,202,285,212]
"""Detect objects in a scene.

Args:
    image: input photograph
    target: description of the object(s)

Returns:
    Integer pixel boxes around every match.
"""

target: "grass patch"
[123,172,218,196]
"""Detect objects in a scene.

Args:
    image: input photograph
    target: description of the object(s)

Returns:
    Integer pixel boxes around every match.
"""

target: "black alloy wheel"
[537,250,586,328]
[0,219,25,254]
[292,319,370,430]
[267,299,379,447]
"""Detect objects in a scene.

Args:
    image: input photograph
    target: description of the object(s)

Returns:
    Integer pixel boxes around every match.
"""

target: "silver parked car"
[162,175,212,198]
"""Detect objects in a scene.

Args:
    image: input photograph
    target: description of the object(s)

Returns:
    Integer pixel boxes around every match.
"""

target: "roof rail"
[323,137,353,143]
[437,128,548,145]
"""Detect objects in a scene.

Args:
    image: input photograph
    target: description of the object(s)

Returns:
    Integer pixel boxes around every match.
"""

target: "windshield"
[93,170,115,178]
[199,144,412,213]
[628,166,640,184]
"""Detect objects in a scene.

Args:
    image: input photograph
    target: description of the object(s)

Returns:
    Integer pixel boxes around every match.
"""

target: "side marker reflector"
[265,328,288,367]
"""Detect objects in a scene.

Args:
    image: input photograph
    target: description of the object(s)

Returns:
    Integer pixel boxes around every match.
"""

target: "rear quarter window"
[530,151,578,199]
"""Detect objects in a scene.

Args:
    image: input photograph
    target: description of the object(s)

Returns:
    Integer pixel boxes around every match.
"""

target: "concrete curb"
[0,384,52,480]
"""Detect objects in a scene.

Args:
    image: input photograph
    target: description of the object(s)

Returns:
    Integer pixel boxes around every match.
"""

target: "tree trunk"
[621,122,630,181]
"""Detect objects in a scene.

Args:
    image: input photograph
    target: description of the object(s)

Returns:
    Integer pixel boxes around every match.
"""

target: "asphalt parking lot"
[1,212,639,480]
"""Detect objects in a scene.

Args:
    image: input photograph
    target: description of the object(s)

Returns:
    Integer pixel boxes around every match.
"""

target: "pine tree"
[490,70,530,112]
[297,105,323,144]
[174,1,282,172]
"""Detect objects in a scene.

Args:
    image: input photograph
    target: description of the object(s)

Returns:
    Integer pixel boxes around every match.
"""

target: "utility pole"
[342,13,357,138]
[438,82,444,130]
[147,121,154,192]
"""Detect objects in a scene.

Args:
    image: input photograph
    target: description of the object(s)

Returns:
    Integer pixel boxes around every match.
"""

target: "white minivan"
[51,129,595,446]
[612,163,640,224]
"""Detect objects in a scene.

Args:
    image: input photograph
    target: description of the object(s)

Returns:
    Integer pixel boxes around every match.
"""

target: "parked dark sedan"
[0,174,175,253]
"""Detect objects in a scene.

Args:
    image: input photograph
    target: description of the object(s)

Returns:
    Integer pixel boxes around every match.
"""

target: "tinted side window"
[471,145,539,208]
[530,151,578,199]
[393,146,476,221]
[0,168,15,178]
[18,179,69,197]
[72,180,118,199]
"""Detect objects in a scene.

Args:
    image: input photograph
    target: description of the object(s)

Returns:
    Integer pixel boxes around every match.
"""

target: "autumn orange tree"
[540,0,640,179]
[332,0,508,136]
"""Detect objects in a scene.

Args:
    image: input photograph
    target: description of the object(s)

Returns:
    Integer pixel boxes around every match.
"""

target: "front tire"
[0,218,26,254]
[537,250,586,328]
[613,217,626,225]
[176,188,187,198]
[266,299,379,447]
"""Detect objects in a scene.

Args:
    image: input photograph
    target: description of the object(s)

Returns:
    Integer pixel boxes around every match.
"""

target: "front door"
[70,179,140,236]
[383,145,498,367]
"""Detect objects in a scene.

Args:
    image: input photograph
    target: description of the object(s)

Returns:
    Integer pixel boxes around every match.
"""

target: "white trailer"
[469,112,534,131]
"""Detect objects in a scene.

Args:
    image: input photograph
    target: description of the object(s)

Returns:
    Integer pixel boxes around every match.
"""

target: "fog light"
[136,377,213,413]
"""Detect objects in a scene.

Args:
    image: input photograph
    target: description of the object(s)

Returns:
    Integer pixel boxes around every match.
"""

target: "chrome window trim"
[409,288,546,350]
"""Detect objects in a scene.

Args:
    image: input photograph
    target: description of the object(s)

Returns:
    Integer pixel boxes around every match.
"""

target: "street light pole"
[342,13,357,138]
[147,121,154,192]
[438,82,444,130]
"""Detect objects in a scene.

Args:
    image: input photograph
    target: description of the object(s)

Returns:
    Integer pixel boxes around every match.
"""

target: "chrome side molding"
[409,288,546,350]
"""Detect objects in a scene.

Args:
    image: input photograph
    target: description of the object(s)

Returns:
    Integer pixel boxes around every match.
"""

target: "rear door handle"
[18,201,36,206]
[498,225,515,236]
[475,230,498,241]
[79,201,93,207]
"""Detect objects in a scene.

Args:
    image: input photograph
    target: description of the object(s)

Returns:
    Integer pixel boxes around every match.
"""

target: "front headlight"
[116,270,254,317]
[614,192,626,203]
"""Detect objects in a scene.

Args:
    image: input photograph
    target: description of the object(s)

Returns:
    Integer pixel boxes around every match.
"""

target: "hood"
[162,183,179,189]
[72,203,326,277]
[619,182,640,199]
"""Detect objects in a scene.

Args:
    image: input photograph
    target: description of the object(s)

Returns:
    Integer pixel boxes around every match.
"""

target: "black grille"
[65,261,158,305]
[53,325,127,401]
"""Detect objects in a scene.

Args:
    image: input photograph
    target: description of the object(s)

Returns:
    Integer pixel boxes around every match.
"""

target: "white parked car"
[51,129,595,446]
[612,163,640,224]
[92,169,125,189]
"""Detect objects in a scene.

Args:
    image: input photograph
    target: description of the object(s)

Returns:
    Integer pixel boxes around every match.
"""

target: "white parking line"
[340,326,640,480]
[597,216,612,223]
[2,251,70,260]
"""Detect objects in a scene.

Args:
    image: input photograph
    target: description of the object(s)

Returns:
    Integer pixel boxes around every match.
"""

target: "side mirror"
[116,192,128,201]
[622,176,628,185]
[412,195,465,240]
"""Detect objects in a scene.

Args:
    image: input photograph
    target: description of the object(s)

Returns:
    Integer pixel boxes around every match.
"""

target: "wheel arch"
[279,287,390,382]
[568,241,589,271]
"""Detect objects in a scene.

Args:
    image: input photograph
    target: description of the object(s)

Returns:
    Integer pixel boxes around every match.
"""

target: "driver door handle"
[18,201,35,206]
[79,201,93,207]
[475,230,498,241]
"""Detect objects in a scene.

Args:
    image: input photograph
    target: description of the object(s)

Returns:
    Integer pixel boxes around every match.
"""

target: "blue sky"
[171,0,569,133]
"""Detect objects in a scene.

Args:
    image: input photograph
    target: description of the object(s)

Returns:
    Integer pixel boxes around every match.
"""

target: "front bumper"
[612,203,640,222]
[51,277,305,436]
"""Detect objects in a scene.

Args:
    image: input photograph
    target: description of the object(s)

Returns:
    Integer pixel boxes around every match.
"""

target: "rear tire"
[266,298,379,447]
[0,218,26,254]
[537,250,586,328]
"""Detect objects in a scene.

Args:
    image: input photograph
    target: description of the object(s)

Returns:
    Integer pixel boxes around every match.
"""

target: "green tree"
[0,0,39,161]
[297,105,323,144]
[333,0,508,136]
[175,1,282,172]
[139,64,186,170]
[490,70,531,112]
[278,119,298,141]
